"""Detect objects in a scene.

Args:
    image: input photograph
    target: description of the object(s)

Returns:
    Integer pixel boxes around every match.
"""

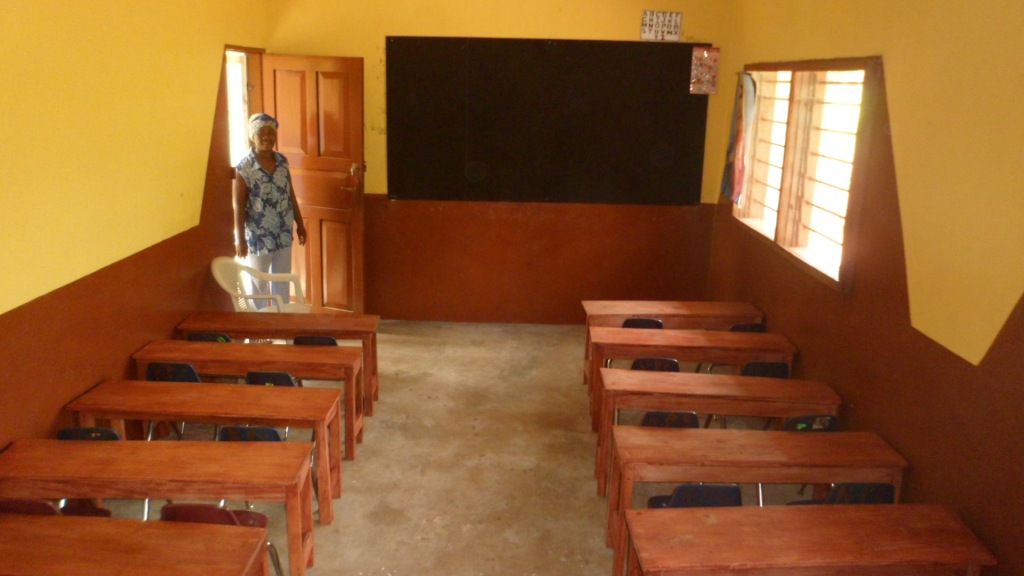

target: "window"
[225,49,252,167]
[732,59,875,284]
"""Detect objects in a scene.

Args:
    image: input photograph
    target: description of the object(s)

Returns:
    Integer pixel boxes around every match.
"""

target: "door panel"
[263,54,364,313]
[271,69,310,157]
[321,218,353,309]
[290,171,363,312]
[318,71,357,159]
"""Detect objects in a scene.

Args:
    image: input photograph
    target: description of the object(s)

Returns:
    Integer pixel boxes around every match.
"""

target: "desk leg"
[302,469,314,568]
[610,469,633,549]
[344,377,356,460]
[250,542,270,576]
[606,454,621,547]
[596,402,614,496]
[361,337,374,417]
[312,422,334,524]
[583,327,593,386]
[75,413,127,441]
[612,539,623,576]
[626,536,642,576]
[76,412,96,427]
[108,418,127,441]
[328,405,343,498]
[367,333,379,402]
[612,472,634,576]
[285,467,316,575]
[589,349,606,431]
[133,359,149,380]
[355,365,365,444]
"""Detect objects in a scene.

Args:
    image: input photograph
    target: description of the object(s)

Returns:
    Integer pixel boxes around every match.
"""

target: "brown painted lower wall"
[706,67,1022,575]
[364,196,714,324]
[709,204,1024,576]
[0,64,237,447]
[0,195,711,443]
[0,227,232,446]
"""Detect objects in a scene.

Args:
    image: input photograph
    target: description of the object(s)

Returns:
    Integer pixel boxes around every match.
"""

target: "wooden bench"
[587,328,798,431]
[607,427,908,576]
[132,339,364,459]
[66,379,344,523]
[0,513,269,576]
[625,504,996,575]
[594,367,842,496]
[0,439,314,576]
[177,311,381,414]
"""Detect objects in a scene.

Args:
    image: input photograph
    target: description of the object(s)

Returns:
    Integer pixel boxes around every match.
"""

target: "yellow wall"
[4,0,1021,364]
[725,0,1024,364]
[0,0,271,314]
[266,0,737,202]
[268,0,1024,364]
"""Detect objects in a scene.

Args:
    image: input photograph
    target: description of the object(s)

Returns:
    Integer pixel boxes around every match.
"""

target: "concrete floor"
[294,320,614,575]
[108,320,803,575]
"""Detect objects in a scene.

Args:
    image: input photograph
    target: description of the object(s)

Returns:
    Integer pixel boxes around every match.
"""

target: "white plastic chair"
[210,256,310,313]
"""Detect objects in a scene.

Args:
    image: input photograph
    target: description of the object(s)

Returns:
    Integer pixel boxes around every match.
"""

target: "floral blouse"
[236,149,295,255]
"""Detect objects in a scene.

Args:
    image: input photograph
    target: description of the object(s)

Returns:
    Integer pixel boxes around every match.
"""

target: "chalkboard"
[386,36,709,205]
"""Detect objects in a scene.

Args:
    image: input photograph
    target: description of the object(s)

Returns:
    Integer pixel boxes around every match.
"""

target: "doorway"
[225,48,365,313]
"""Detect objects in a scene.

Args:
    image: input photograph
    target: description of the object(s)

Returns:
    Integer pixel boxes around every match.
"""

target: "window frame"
[734,56,882,292]
[224,45,266,168]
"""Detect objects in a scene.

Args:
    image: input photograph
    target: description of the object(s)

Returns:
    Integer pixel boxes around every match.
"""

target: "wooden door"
[262,54,364,313]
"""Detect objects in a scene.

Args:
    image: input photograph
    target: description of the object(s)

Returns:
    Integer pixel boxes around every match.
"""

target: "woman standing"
[233,113,307,307]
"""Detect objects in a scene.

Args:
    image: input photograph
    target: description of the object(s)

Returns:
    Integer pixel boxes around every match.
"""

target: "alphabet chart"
[641,10,681,42]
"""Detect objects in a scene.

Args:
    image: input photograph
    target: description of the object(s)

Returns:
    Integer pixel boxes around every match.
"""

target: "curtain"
[720,73,756,203]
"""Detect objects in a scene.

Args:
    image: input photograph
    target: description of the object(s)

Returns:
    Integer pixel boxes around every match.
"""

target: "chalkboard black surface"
[386,36,709,205]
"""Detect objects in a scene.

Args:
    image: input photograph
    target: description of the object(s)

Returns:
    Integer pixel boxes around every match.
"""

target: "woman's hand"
[296,221,308,246]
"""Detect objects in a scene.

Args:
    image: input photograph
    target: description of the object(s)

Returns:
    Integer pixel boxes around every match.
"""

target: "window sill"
[735,216,775,240]
[731,215,846,292]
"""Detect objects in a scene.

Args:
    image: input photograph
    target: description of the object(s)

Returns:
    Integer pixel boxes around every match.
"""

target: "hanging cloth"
[720,72,757,203]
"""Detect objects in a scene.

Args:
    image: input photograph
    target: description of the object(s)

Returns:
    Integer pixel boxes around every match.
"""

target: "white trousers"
[246,248,293,310]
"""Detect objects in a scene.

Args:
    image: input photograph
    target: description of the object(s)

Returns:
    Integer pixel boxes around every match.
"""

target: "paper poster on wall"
[690,46,720,94]
[641,10,681,41]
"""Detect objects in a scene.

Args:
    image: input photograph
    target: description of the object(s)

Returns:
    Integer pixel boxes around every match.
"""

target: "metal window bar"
[808,140,857,163]
[801,186,848,219]
[799,221,844,247]
[745,111,788,218]
[736,71,791,227]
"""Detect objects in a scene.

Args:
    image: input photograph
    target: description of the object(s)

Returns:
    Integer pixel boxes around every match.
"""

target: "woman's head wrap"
[248,113,279,141]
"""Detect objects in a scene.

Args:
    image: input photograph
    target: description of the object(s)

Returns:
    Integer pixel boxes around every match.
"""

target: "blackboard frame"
[386,36,710,205]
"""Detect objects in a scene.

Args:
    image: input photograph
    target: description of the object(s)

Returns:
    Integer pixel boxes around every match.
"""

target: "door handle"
[342,162,365,193]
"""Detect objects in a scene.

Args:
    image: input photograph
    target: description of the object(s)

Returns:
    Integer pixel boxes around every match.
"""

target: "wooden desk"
[0,513,269,576]
[607,427,908,576]
[581,301,763,373]
[65,379,343,523]
[625,504,997,576]
[594,367,842,496]
[132,339,364,460]
[177,311,381,415]
[582,300,763,331]
[586,328,798,431]
[0,439,314,576]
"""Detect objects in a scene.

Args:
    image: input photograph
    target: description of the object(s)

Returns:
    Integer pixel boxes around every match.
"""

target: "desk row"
[580,300,995,576]
[0,310,381,576]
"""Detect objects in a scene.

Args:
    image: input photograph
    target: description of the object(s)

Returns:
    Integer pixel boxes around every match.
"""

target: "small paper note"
[690,46,720,95]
